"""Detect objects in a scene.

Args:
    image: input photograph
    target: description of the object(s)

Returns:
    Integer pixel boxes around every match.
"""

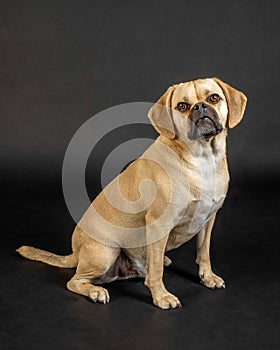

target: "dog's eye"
[176,102,190,112]
[208,94,220,104]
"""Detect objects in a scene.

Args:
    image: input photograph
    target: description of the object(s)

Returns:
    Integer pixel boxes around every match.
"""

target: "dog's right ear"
[148,85,177,139]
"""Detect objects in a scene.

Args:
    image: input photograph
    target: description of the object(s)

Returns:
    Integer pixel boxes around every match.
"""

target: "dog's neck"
[158,130,228,165]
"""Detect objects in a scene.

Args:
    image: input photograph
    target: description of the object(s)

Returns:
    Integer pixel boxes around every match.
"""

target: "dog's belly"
[93,249,146,284]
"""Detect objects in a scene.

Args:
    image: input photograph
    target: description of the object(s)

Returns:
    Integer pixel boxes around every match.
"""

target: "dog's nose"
[193,103,208,111]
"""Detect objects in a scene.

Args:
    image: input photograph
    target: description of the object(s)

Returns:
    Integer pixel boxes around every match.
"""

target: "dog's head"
[148,78,247,141]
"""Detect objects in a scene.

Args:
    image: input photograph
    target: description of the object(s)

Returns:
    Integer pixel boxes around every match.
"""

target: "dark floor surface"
[1,174,280,350]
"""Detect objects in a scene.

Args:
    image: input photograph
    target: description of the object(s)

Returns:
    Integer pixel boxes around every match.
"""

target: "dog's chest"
[167,151,229,249]
[188,161,227,232]
[186,191,226,233]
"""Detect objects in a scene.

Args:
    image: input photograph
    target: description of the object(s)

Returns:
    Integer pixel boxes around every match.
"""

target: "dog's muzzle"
[188,102,223,140]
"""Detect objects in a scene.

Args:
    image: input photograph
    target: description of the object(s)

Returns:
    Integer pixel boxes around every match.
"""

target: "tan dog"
[17,78,247,309]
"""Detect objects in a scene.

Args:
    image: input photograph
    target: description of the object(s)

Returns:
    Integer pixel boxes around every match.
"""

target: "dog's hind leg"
[67,240,120,304]
[67,273,110,304]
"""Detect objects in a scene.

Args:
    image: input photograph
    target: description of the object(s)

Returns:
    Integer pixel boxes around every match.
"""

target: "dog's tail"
[16,246,78,268]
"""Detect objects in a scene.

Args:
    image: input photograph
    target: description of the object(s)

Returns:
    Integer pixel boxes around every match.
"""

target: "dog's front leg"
[144,229,181,309]
[196,213,226,289]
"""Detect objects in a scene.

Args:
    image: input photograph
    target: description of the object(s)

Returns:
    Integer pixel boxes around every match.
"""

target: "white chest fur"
[188,150,227,233]
[188,194,226,234]
[166,143,229,251]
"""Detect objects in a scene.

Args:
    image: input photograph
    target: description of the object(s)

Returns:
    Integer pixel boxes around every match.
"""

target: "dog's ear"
[148,85,176,139]
[213,77,247,128]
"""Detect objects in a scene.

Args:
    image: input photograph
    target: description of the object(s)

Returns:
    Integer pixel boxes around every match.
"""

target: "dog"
[17,77,247,309]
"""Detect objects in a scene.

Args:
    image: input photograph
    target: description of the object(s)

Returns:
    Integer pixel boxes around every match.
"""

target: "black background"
[1,1,280,349]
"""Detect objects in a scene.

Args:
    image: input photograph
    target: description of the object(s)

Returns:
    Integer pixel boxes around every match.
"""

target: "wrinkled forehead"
[172,79,225,106]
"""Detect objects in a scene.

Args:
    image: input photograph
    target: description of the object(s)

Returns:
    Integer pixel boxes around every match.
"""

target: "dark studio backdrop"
[1,1,280,349]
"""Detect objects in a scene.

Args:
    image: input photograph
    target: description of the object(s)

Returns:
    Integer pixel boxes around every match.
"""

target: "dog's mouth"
[195,116,216,129]
[189,115,223,141]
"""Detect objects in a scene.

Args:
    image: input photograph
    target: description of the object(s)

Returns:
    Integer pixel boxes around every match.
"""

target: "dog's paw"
[200,272,225,289]
[89,287,110,304]
[153,293,181,310]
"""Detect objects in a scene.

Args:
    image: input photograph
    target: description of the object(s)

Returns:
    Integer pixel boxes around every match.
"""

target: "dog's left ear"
[148,85,177,139]
[213,77,247,128]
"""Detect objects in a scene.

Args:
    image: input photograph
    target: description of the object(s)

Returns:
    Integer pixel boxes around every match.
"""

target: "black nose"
[193,102,208,111]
